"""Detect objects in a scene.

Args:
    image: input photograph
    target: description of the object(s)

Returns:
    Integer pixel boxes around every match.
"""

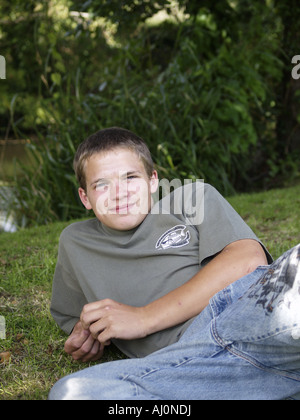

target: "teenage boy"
[49,127,300,400]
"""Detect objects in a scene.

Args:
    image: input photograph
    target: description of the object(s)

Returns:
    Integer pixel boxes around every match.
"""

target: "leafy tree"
[1,0,299,226]
[274,0,300,162]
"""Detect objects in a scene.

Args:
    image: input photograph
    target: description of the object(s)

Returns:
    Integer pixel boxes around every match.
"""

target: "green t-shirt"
[50,183,271,358]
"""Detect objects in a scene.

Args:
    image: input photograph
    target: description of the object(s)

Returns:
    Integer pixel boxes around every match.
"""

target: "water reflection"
[0,184,18,233]
[0,212,17,233]
[0,140,31,233]
[0,139,32,178]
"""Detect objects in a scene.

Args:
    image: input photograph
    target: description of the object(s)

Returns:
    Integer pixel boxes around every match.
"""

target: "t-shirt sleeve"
[195,184,272,266]
[50,230,87,334]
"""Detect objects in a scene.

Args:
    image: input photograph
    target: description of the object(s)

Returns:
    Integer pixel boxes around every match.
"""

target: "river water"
[0,140,31,233]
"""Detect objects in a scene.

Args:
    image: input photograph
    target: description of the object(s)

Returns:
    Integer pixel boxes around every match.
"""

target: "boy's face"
[78,148,158,231]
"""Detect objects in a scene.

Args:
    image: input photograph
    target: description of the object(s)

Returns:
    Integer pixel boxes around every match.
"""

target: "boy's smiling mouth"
[110,202,137,214]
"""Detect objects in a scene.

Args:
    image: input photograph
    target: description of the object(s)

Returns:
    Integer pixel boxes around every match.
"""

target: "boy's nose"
[109,180,127,201]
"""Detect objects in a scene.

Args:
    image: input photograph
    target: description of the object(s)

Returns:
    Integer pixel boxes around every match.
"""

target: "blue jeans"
[49,244,300,400]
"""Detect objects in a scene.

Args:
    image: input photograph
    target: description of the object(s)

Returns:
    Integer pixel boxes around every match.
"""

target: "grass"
[0,184,299,400]
[0,220,125,400]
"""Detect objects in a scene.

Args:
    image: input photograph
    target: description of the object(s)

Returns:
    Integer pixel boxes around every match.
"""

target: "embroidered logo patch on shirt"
[155,225,191,250]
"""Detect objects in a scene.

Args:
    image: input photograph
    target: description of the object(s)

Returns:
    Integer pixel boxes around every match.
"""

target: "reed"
[6,18,298,227]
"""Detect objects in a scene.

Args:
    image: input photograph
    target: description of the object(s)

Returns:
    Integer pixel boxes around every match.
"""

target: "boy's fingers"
[72,338,110,362]
[71,336,94,360]
[64,328,90,353]
[70,334,99,361]
[80,309,107,330]
[97,329,113,345]
[81,299,115,314]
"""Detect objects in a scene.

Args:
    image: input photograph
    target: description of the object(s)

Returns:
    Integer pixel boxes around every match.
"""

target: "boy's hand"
[64,321,110,362]
[80,299,148,344]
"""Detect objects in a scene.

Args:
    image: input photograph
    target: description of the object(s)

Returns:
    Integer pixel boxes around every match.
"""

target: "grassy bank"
[0,184,299,400]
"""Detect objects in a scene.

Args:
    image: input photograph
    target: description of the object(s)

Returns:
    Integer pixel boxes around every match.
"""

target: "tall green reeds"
[8,16,288,227]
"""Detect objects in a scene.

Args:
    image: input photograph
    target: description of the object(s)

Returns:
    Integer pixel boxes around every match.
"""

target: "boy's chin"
[97,213,147,231]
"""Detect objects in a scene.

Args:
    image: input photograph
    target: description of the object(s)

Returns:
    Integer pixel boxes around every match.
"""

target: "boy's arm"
[81,238,267,343]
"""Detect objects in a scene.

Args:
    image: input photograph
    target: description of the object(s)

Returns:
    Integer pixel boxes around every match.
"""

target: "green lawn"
[0,184,299,400]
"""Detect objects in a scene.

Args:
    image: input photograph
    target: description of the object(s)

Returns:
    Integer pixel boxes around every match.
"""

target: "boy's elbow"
[224,239,268,274]
[243,239,268,273]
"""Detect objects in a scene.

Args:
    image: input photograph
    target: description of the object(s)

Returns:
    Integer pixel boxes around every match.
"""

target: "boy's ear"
[150,170,159,194]
[78,188,92,210]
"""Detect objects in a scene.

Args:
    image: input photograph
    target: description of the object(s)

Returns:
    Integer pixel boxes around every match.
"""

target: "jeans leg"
[48,358,161,400]
[214,244,300,380]
[49,305,300,400]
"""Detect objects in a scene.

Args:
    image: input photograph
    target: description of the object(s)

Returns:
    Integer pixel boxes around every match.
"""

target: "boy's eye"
[95,183,108,191]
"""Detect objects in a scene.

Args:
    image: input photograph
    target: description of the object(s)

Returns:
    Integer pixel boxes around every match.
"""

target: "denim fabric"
[49,244,300,400]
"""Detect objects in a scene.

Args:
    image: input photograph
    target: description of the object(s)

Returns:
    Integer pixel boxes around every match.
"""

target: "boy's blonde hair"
[73,127,154,191]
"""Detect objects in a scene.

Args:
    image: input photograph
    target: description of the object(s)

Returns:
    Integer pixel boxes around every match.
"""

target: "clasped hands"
[64,299,148,362]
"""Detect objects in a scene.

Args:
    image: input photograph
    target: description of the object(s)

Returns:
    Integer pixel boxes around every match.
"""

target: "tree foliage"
[0,0,299,226]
